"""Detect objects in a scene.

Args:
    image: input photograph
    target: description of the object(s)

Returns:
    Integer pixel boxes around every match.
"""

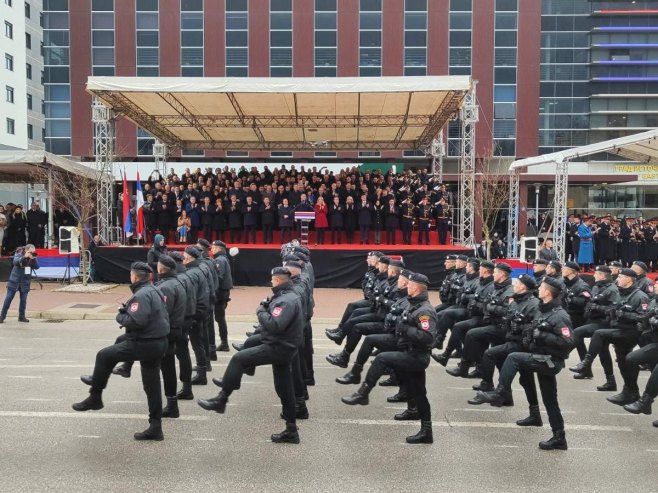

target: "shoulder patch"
[582,291,591,298]
[642,303,649,311]
[649,285,655,293]
[272,306,283,317]
[561,326,570,337]
[508,297,514,304]
[130,302,139,313]
[419,314,430,331]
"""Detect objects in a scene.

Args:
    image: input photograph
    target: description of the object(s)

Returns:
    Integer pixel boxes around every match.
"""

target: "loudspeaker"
[59,226,80,254]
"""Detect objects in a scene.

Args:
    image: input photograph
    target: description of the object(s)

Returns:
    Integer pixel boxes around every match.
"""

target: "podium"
[294,211,315,245]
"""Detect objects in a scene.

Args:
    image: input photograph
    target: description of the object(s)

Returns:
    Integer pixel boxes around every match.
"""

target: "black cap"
[130,261,153,274]
[445,254,457,261]
[197,238,210,249]
[294,251,309,262]
[533,259,548,266]
[407,272,430,286]
[619,268,638,279]
[480,260,495,270]
[542,276,564,293]
[389,259,405,268]
[595,265,611,274]
[184,245,200,258]
[564,261,580,272]
[212,240,226,248]
[517,274,537,290]
[456,255,469,262]
[495,262,512,274]
[369,251,384,258]
[271,266,291,277]
[609,261,623,268]
[294,245,311,256]
[282,254,298,263]
[378,256,391,265]
[157,255,177,271]
[284,260,303,270]
[400,269,413,278]
[633,261,648,272]
[548,260,562,271]
[170,251,184,263]
[467,257,481,269]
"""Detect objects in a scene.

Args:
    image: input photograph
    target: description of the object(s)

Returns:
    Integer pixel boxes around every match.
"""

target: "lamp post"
[533,183,542,232]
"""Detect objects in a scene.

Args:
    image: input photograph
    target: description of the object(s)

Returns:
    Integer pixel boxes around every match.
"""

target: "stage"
[92,243,471,288]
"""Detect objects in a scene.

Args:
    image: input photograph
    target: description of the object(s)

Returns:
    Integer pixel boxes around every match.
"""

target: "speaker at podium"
[59,226,80,255]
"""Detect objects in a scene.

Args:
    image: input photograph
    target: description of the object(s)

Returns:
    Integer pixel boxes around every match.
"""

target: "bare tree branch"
[474,155,511,259]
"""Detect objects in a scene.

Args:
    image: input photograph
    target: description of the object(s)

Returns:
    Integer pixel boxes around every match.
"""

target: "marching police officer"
[211,240,233,352]
[73,262,169,441]
[562,261,592,330]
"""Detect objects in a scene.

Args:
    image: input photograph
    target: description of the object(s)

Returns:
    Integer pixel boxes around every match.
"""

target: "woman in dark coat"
[344,196,357,244]
[278,198,294,243]
[372,196,385,245]
[212,198,227,242]
[260,196,276,244]
[6,205,27,254]
[328,196,344,244]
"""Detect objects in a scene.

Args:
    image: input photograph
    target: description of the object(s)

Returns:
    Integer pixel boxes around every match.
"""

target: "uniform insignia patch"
[163,295,167,303]
[508,298,513,304]
[130,302,139,312]
[272,306,283,317]
[561,326,570,337]
[419,315,430,331]
[582,292,591,298]
[642,303,648,311]
[650,285,655,293]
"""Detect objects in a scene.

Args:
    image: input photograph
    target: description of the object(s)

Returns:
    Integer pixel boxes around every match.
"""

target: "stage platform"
[93,243,471,288]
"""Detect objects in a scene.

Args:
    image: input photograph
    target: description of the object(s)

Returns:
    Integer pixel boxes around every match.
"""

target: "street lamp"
[533,183,542,232]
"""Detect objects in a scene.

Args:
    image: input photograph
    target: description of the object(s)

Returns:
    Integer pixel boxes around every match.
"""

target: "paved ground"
[1,308,658,493]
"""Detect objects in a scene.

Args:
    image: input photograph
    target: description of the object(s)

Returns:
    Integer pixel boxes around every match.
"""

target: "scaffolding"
[552,159,570,262]
[506,168,520,258]
[430,130,445,183]
[153,140,168,176]
[458,82,478,247]
[92,98,116,243]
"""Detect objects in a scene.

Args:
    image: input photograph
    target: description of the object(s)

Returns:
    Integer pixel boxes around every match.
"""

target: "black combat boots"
[325,328,345,345]
[112,364,131,378]
[624,392,654,415]
[476,384,512,407]
[539,430,567,450]
[446,360,470,378]
[197,391,229,413]
[379,374,399,387]
[597,374,617,392]
[162,396,180,418]
[571,354,593,380]
[176,382,194,400]
[191,368,207,385]
[341,383,372,405]
[217,340,230,352]
[72,391,104,412]
[134,419,164,441]
[271,422,300,444]
[280,398,309,420]
[208,345,218,361]
[406,420,433,444]
[326,350,350,368]
[607,386,640,406]
[395,400,420,421]
[516,405,543,427]
[431,351,450,367]
[336,364,362,384]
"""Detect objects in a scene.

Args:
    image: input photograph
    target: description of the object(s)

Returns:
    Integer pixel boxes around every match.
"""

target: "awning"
[0,150,98,180]
[86,76,472,151]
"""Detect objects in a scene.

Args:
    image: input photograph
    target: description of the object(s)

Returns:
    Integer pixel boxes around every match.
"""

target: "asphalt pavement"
[0,316,657,492]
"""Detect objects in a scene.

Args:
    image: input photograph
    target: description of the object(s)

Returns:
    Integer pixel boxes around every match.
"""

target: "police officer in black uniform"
[532,259,548,284]
[196,239,219,361]
[632,261,655,296]
[197,267,304,444]
[341,272,438,444]
[562,261,592,330]
[211,240,233,352]
[73,262,169,441]
[435,255,457,314]
[477,276,575,451]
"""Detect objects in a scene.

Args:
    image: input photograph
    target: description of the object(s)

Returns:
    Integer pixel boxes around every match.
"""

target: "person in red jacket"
[314,197,329,245]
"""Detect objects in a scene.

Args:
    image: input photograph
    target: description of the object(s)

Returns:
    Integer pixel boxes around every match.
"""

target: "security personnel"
[573,268,649,405]
[435,255,457,313]
[610,260,623,280]
[545,260,562,281]
[433,260,496,365]
[400,196,415,245]
[570,265,620,389]
[73,262,169,441]
[562,261,592,330]
[415,194,432,245]
[477,276,575,451]
[446,262,514,379]
[532,259,548,284]
[293,246,316,385]
[632,261,655,296]
[196,239,219,361]
[468,274,540,408]
[198,267,304,444]
[341,272,438,444]
[211,240,233,352]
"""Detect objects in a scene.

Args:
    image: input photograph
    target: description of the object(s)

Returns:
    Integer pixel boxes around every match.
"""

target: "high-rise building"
[1,0,44,150]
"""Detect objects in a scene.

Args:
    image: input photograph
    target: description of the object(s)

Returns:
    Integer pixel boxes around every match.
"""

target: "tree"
[474,156,511,260]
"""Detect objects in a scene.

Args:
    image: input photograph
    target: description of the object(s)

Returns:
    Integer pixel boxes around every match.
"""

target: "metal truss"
[180,140,428,151]
[430,130,446,183]
[553,159,570,263]
[92,98,116,243]
[506,169,520,258]
[153,140,168,176]
[458,84,478,248]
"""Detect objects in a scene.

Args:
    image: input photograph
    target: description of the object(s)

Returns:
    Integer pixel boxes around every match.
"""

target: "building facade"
[1,0,44,150]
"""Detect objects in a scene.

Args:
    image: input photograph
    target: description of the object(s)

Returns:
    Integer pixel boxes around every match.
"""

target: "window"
[24,1,30,18]
[25,32,31,49]
[359,151,381,158]
[404,0,427,75]
[314,151,336,158]
[315,0,337,76]
[226,0,247,76]
[6,118,15,135]
[270,0,292,76]
[5,53,13,71]
[5,0,12,6]
[27,124,33,139]
[27,93,32,109]
[182,0,204,76]
[5,21,13,39]
[6,85,14,103]
[270,151,293,158]
[226,150,249,157]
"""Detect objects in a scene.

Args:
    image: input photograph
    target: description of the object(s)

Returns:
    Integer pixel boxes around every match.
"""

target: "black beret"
[157,255,176,271]
[294,245,311,256]
[197,238,210,249]
[284,260,303,270]
[456,255,469,262]
[400,269,413,278]
[170,251,184,263]
[445,254,457,261]
[408,272,430,286]
[212,240,226,248]
[542,276,564,292]
[467,257,480,268]
[517,274,537,290]
[184,245,200,258]
[595,265,611,274]
[271,266,291,277]
[480,260,495,270]
[610,261,623,268]
[495,262,512,274]
[533,259,548,266]
[564,261,580,272]
[294,251,309,262]
[633,261,648,272]
[378,256,391,265]
[369,251,384,258]
[282,254,298,263]
[389,259,405,268]
[619,268,638,279]
[548,260,562,271]
[130,261,153,274]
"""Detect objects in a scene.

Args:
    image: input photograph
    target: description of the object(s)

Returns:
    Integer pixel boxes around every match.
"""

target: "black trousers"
[436,307,468,340]
[316,228,325,244]
[243,225,257,243]
[203,225,213,241]
[230,229,240,243]
[445,318,482,355]
[588,328,637,378]
[627,343,658,395]
[359,225,370,243]
[189,319,207,369]
[401,222,412,244]
[263,225,273,243]
[463,324,506,365]
[222,343,298,423]
[355,333,398,366]
[437,220,449,245]
[175,324,193,383]
[345,319,385,354]
[417,227,430,245]
[90,334,167,421]
[364,350,432,421]
[214,296,230,343]
[499,352,565,433]
[385,227,396,244]
[573,321,606,361]
[28,230,45,248]
[346,228,355,244]
[339,299,370,327]
[480,341,523,384]
[189,227,198,243]
[330,227,342,244]
[280,227,292,243]
[302,320,314,380]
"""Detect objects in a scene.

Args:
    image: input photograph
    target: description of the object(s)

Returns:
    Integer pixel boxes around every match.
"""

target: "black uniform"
[400,201,415,245]
[213,250,233,348]
[184,259,210,376]
[574,279,619,362]
[435,270,479,346]
[563,275,592,330]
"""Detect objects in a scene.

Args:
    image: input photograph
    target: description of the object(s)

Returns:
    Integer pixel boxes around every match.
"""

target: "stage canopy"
[86,76,472,152]
[0,150,97,180]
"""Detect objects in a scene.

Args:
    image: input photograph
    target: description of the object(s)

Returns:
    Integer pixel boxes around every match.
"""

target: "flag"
[122,167,132,238]
[136,171,144,238]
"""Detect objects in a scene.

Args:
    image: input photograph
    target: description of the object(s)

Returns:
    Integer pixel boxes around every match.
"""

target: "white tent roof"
[87,76,472,151]
[0,150,98,180]
[510,129,658,170]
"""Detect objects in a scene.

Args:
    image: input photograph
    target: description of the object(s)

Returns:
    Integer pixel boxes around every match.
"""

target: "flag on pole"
[122,167,132,238]
[136,171,144,238]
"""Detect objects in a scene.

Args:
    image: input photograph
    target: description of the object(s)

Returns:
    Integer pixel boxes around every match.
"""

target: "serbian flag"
[122,167,132,238]
[135,171,144,238]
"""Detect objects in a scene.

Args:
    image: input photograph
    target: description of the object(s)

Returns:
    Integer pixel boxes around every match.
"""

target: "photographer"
[0,244,39,323]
